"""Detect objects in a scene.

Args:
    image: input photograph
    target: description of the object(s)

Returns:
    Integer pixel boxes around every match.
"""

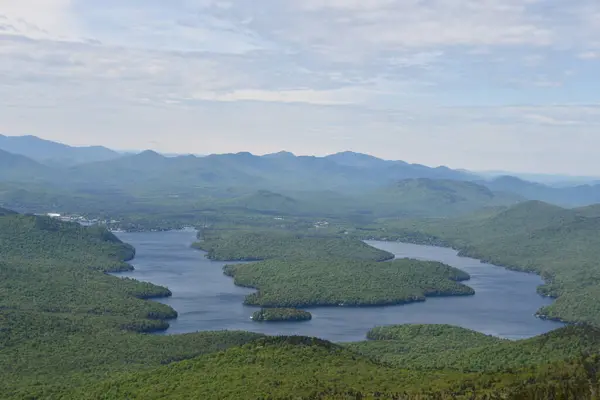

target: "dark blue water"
[114,230,564,342]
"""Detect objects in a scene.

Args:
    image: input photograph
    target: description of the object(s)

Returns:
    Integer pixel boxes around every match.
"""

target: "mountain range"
[2,134,600,215]
[0,134,120,166]
[0,136,476,191]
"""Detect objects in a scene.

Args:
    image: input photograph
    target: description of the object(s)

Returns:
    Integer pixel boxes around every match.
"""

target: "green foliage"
[349,325,600,373]
[196,230,395,262]
[59,337,448,399]
[0,213,263,397]
[0,215,175,320]
[371,201,600,327]
[252,308,312,322]
[366,324,503,345]
[224,257,473,307]
[1,309,261,398]
[62,336,600,400]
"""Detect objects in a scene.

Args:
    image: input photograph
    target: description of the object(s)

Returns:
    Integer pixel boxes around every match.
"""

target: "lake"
[114,230,564,342]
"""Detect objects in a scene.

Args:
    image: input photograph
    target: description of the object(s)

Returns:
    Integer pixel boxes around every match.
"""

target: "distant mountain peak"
[137,150,163,158]
[328,151,381,159]
[264,151,296,158]
[0,134,120,166]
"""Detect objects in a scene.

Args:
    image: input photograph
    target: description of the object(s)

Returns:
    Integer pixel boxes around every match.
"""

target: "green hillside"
[575,203,600,218]
[362,178,522,218]
[219,189,305,214]
[349,325,600,373]
[63,335,600,399]
[0,212,262,397]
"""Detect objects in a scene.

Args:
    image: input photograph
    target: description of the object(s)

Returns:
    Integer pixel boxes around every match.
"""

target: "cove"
[114,230,564,342]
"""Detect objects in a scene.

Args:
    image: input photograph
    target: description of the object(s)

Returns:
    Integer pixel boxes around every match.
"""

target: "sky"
[0,0,599,174]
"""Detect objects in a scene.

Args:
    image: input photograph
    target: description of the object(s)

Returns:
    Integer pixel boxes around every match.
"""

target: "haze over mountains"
[0,134,120,166]
[2,134,600,215]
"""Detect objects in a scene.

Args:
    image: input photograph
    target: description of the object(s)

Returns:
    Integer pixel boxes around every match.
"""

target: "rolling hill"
[484,175,600,207]
[358,178,523,218]
[0,148,53,182]
[63,333,600,399]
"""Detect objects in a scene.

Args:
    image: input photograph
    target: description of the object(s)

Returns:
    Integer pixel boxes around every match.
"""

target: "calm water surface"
[114,230,564,342]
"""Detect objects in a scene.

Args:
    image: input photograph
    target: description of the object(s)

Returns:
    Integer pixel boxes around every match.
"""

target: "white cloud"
[0,0,79,40]
[523,114,581,126]
[188,88,365,105]
[284,0,555,56]
[579,51,600,60]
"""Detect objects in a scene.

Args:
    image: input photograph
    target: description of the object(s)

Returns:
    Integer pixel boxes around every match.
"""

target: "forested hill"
[0,213,135,269]
[357,178,522,218]
[370,200,600,327]
[65,333,600,399]
[0,213,261,398]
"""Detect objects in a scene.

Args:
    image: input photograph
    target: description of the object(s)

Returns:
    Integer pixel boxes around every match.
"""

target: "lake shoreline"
[115,230,565,341]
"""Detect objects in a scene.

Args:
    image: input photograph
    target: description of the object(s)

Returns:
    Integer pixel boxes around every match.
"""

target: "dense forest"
[348,324,600,373]
[0,212,262,398]
[252,308,313,322]
[224,257,474,307]
[60,336,600,399]
[195,229,394,262]
[195,227,473,307]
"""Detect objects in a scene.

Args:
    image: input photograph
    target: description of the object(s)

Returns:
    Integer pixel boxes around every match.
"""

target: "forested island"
[251,308,312,322]
[223,257,473,307]
[191,228,472,307]
[194,230,395,262]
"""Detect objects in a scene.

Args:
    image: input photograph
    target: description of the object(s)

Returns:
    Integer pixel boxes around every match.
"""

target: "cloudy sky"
[1,0,599,174]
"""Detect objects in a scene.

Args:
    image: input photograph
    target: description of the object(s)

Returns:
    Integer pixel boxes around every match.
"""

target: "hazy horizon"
[1,1,599,175]
[3,132,600,180]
